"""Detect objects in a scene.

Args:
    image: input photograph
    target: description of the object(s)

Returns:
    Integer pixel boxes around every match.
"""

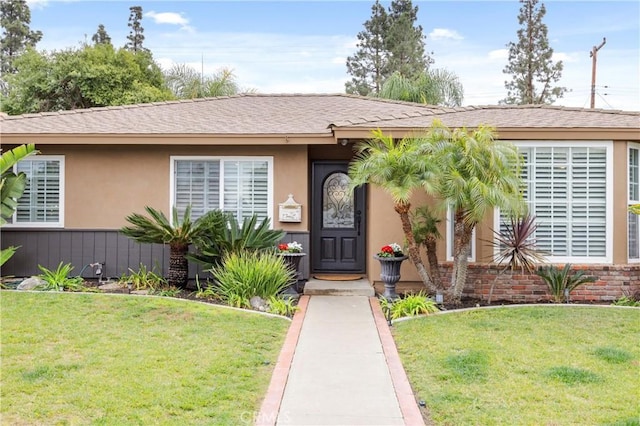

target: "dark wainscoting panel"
[1,229,310,282]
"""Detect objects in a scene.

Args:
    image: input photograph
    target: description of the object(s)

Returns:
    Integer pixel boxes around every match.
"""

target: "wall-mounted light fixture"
[339,139,349,146]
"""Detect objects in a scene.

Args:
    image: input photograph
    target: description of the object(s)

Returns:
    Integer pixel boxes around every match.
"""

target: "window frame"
[169,155,274,225]
[629,143,640,263]
[493,140,613,264]
[445,205,476,262]
[4,155,65,228]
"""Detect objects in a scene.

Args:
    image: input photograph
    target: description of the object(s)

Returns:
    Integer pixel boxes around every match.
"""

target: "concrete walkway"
[257,295,425,426]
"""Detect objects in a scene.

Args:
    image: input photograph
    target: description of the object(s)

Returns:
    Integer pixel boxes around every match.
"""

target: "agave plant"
[120,205,199,288]
[536,264,597,303]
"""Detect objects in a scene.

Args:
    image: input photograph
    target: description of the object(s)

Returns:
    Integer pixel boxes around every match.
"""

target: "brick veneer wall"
[438,264,640,303]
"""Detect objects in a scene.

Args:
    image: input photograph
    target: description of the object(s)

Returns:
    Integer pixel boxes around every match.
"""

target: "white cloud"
[145,11,192,32]
[429,28,463,41]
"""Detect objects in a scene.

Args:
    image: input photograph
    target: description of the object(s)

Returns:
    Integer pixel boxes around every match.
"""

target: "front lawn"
[1,292,289,425]
[393,306,640,425]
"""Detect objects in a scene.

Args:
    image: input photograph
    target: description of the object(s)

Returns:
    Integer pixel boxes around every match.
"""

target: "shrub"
[536,264,596,303]
[267,296,299,317]
[380,292,439,320]
[119,264,167,290]
[37,262,85,292]
[612,291,640,307]
[210,251,294,307]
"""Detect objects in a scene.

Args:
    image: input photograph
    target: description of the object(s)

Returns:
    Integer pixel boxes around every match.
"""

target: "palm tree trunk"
[168,243,189,288]
[394,201,437,293]
[448,212,474,304]
[425,236,442,289]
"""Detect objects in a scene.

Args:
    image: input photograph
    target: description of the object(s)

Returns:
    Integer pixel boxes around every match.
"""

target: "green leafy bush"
[612,295,640,307]
[267,296,299,317]
[536,263,596,303]
[380,292,439,320]
[119,264,167,290]
[151,286,182,297]
[210,251,294,307]
[37,262,84,292]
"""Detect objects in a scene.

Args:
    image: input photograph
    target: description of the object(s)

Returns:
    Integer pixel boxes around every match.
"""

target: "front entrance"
[311,161,366,273]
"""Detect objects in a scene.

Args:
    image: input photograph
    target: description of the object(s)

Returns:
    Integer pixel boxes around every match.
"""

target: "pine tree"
[125,5,147,53]
[345,0,430,96]
[385,0,431,81]
[502,0,567,104]
[345,0,388,96]
[91,24,112,46]
[0,0,42,75]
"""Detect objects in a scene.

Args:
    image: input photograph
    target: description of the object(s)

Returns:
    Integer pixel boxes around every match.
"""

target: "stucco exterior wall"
[28,144,309,230]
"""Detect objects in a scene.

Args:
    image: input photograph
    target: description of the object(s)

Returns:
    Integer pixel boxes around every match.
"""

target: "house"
[2,94,639,301]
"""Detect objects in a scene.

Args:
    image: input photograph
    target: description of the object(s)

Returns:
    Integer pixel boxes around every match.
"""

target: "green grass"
[1,291,290,425]
[393,306,640,425]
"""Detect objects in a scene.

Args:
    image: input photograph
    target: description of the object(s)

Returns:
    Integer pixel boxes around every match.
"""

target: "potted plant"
[277,241,306,293]
[374,243,407,300]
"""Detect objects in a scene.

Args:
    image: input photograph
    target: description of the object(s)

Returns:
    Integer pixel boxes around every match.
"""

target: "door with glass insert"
[311,162,366,272]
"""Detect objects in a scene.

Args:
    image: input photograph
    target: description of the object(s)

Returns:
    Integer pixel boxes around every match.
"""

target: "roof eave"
[333,126,640,141]
[1,133,337,145]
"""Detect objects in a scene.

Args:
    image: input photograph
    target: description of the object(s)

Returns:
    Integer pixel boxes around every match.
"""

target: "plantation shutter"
[174,160,220,220]
[571,148,606,257]
[222,160,269,222]
[500,146,608,260]
[174,158,269,223]
[15,159,61,223]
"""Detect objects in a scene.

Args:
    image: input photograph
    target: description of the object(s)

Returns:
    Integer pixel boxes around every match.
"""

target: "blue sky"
[26,0,640,110]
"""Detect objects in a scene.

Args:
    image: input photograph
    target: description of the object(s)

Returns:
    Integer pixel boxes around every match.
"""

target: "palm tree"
[379,69,464,107]
[120,205,200,288]
[164,64,251,99]
[427,121,524,303]
[349,129,438,293]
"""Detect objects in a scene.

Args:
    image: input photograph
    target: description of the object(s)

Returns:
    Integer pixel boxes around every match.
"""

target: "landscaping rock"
[17,277,46,290]
[250,296,267,311]
[98,282,129,294]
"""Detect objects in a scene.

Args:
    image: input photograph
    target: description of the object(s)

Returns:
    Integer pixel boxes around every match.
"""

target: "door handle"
[355,210,362,236]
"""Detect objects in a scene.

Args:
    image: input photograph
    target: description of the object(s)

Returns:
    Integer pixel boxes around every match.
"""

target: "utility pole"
[590,37,606,108]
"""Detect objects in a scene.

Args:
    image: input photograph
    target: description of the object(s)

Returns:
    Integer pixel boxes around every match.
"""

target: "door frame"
[310,160,366,274]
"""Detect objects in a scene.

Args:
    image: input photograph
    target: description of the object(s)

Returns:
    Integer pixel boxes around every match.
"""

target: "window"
[171,157,273,222]
[446,205,476,262]
[629,144,639,262]
[496,142,612,264]
[6,156,64,227]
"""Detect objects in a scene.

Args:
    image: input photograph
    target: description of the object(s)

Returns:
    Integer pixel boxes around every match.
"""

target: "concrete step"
[303,278,375,297]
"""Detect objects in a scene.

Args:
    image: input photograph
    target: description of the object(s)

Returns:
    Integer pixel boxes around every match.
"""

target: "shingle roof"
[0,94,442,135]
[1,94,638,135]
[330,104,640,129]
